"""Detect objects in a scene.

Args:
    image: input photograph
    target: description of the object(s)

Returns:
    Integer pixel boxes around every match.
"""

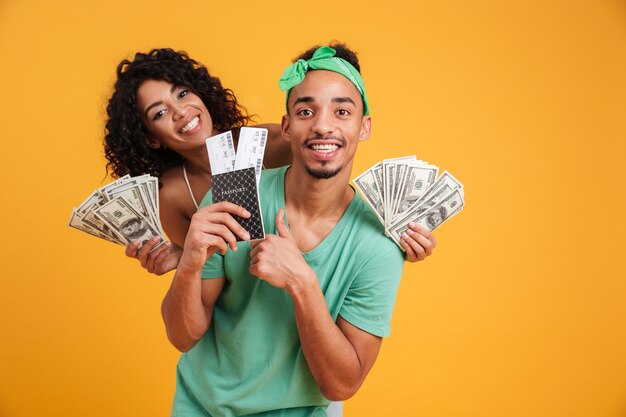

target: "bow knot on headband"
[279,46,370,115]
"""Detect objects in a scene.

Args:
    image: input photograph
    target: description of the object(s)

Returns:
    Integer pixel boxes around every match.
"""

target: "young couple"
[104,43,436,417]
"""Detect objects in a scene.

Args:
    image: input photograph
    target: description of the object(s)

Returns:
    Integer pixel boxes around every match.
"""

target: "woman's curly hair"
[104,48,251,178]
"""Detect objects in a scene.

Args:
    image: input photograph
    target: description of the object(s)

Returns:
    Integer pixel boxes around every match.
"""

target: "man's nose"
[311,110,335,136]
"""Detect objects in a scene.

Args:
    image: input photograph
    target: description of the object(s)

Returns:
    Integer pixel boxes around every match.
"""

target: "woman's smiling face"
[136,79,215,152]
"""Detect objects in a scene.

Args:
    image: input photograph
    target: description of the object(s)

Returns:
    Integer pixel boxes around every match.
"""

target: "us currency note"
[68,209,125,245]
[80,208,126,244]
[94,197,164,249]
[386,189,465,246]
[105,182,162,235]
[353,156,465,251]
[389,163,407,217]
[70,174,166,248]
[382,156,415,226]
[353,165,385,223]
[392,163,439,222]
[388,183,455,233]
[76,191,105,216]
[362,162,385,208]
[415,170,463,206]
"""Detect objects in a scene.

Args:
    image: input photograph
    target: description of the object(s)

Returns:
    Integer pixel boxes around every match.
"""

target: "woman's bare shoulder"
[158,166,189,208]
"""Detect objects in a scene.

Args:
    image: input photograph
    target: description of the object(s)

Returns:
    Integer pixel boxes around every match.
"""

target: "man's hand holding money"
[400,223,437,262]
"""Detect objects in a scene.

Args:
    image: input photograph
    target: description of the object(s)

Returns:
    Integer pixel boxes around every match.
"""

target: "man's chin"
[305,164,341,179]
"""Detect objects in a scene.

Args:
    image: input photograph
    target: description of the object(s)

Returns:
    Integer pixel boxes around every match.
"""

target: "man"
[162,43,407,417]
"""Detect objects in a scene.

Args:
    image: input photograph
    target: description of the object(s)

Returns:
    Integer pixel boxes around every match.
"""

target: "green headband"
[279,46,370,116]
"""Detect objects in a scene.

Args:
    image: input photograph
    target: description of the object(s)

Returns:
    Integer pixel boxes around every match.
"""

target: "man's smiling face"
[281,70,371,179]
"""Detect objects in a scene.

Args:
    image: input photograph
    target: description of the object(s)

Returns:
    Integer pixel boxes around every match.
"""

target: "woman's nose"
[172,103,188,120]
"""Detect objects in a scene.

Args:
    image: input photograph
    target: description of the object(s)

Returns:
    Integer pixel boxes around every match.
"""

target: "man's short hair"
[293,41,361,73]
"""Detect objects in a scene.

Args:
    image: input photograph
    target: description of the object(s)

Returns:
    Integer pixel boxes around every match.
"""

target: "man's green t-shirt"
[173,166,404,417]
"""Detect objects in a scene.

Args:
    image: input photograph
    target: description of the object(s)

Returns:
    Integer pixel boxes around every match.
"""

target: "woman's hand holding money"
[126,238,182,276]
[401,222,437,263]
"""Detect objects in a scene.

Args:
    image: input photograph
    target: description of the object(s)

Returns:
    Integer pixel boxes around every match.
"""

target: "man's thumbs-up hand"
[249,208,316,292]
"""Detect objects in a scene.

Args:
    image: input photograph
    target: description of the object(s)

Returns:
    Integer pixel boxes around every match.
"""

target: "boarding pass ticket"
[206,131,236,175]
[206,128,268,185]
[234,127,268,186]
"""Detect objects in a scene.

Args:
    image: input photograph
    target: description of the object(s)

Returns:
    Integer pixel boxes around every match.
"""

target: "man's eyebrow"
[293,96,314,106]
[332,97,356,105]
[144,85,178,118]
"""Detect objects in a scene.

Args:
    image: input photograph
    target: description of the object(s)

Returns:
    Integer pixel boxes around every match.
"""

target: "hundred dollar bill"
[386,189,465,247]
[392,162,439,220]
[105,182,162,235]
[382,156,415,226]
[372,163,384,207]
[94,197,164,249]
[415,170,463,206]
[93,174,134,202]
[68,209,125,245]
[392,170,462,225]
[389,183,455,232]
[108,177,161,223]
[105,176,163,233]
[102,174,150,199]
[389,170,464,230]
[81,205,127,243]
[141,176,164,234]
[353,164,385,223]
[76,191,105,216]
[144,176,158,213]
[78,210,126,244]
[389,163,407,217]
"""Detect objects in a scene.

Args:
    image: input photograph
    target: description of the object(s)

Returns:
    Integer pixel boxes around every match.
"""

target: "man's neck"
[284,163,354,220]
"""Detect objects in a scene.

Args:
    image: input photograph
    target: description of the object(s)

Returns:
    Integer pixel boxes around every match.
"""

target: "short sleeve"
[196,190,224,279]
[339,244,404,337]
[202,251,225,279]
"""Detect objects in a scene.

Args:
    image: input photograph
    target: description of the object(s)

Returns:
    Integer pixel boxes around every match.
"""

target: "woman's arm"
[255,123,292,168]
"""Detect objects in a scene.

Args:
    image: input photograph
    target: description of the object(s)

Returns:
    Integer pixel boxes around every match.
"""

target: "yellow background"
[1,1,625,416]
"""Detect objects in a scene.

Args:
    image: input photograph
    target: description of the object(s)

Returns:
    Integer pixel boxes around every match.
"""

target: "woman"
[104,48,436,274]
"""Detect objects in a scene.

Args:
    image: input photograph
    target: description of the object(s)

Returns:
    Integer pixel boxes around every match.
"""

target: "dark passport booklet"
[211,167,265,240]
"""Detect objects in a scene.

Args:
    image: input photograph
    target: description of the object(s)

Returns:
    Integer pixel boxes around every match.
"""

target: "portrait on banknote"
[120,218,148,241]
[425,207,447,229]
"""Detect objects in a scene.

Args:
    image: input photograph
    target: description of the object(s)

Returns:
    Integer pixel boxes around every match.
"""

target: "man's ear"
[281,114,292,142]
[358,115,372,142]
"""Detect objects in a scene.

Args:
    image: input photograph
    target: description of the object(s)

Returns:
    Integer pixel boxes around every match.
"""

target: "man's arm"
[249,210,387,400]
[290,277,383,400]
[162,269,224,352]
[161,201,251,352]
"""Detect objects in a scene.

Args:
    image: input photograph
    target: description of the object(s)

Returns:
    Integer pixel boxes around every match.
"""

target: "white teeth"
[311,144,338,153]
[180,116,199,133]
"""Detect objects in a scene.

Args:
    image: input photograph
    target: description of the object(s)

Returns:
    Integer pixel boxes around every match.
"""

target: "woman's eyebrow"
[144,101,162,117]
[144,85,178,117]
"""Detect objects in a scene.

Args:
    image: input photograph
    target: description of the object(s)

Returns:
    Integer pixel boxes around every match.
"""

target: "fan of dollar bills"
[68,174,166,248]
[353,156,465,250]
